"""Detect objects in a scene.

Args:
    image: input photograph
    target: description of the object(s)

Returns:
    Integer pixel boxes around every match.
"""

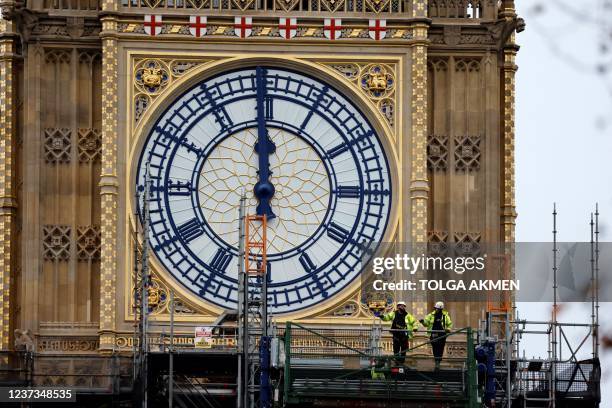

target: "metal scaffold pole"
[139,162,151,408]
[551,203,557,408]
[168,290,174,408]
[594,203,600,359]
[237,192,246,408]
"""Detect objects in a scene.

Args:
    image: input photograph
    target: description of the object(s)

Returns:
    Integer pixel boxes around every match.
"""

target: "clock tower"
[0,0,523,391]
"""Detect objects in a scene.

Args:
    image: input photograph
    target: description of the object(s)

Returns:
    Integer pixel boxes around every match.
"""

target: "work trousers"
[430,332,447,365]
[392,333,408,365]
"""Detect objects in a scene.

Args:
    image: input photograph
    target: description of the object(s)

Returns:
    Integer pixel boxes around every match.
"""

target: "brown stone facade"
[0,0,521,392]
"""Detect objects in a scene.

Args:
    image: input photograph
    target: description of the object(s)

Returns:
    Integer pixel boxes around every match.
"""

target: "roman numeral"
[210,248,232,273]
[327,222,350,244]
[167,180,193,196]
[177,218,204,243]
[299,252,317,273]
[336,185,360,198]
[265,97,274,119]
[326,142,350,159]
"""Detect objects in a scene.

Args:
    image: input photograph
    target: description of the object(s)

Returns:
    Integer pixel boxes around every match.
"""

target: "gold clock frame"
[121,51,407,328]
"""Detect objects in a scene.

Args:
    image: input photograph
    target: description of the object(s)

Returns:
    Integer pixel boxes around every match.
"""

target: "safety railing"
[282,322,479,406]
[147,325,238,352]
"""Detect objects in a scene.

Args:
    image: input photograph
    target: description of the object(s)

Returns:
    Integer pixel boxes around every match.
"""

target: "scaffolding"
[128,184,602,408]
[239,204,270,408]
[478,204,601,408]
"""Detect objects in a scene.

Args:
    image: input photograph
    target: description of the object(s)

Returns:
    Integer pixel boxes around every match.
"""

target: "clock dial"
[136,66,392,313]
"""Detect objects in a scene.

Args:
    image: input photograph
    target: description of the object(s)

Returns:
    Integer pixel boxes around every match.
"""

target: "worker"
[420,301,452,370]
[376,301,418,365]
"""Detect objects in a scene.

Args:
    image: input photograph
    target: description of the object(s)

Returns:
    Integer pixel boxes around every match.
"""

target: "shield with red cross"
[189,16,207,38]
[234,16,253,38]
[323,18,342,40]
[279,17,297,40]
[144,15,163,37]
[369,19,386,40]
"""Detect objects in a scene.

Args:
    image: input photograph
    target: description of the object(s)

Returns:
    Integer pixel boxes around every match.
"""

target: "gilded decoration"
[100,17,119,351]
[120,0,402,12]
[360,64,394,98]
[132,58,208,127]
[126,55,400,324]
[323,61,398,131]
[410,19,429,317]
[130,237,199,317]
[117,22,413,40]
[503,48,517,242]
[135,59,169,94]
[131,271,198,317]
[0,35,16,351]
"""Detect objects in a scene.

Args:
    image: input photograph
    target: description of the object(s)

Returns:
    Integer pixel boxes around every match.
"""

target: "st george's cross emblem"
[189,16,207,38]
[234,16,253,38]
[369,19,386,40]
[279,17,297,40]
[144,15,163,36]
[323,18,342,40]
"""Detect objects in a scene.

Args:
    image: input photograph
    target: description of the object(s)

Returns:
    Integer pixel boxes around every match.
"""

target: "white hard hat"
[397,301,406,307]
[434,301,444,309]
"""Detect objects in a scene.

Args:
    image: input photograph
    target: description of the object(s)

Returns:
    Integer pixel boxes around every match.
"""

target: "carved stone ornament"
[77,128,101,163]
[360,64,394,99]
[443,25,461,46]
[43,225,71,261]
[44,128,71,164]
[133,58,208,126]
[454,135,481,171]
[132,242,199,316]
[14,329,35,352]
[428,230,449,257]
[135,59,169,94]
[427,134,449,171]
[76,226,101,261]
[453,232,482,257]
[323,61,398,132]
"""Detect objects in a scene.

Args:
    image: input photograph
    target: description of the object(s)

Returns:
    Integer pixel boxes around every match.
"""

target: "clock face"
[135,66,392,314]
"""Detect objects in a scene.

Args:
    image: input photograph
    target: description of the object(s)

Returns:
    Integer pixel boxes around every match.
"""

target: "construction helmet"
[396,301,406,307]
[434,301,444,310]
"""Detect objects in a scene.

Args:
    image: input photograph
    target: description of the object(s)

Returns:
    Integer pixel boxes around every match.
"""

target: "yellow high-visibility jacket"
[380,311,418,338]
[421,310,453,332]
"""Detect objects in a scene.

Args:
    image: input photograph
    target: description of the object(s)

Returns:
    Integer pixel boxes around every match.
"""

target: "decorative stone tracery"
[43,225,71,261]
[454,135,481,171]
[453,232,482,257]
[132,58,208,126]
[427,134,449,171]
[78,128,102,163]
[44,128,72,164]
[77,225,101,261]
[324,61,398,130]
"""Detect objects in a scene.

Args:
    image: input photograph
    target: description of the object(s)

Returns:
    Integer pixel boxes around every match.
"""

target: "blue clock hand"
[253,66,276,219]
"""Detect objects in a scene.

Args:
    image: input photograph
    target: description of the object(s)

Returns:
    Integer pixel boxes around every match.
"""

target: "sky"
[515,1,612,405]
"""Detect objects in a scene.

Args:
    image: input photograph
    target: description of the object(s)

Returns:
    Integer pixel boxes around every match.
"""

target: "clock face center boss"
[135,66,393,314]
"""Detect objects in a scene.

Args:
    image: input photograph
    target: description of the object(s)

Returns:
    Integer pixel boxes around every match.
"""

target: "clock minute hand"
[253,67,276,220]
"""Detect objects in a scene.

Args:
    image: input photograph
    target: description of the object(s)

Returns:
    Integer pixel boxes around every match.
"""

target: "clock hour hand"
[253,66,276,219]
